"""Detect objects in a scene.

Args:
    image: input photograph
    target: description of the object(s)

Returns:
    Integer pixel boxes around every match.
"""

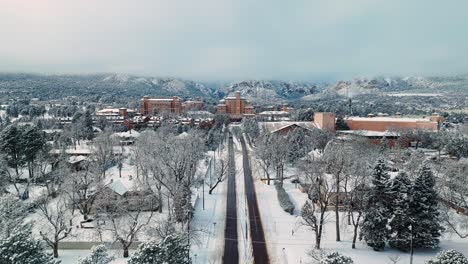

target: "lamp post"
[409,223,413,264]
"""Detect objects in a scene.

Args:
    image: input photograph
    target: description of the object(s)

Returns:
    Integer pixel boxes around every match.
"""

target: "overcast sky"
[1,0,467,81]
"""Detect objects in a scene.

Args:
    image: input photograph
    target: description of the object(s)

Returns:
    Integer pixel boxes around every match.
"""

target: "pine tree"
[82,110,94,140]
[426,249,468,264]
[0,224,59,264]
[389,172,413,251]
[410,165,444,249]
[320,251,354,264]
[360,159,393,251]
[0,195,27,239]
[78,245,114,264]
[128,235,190,264]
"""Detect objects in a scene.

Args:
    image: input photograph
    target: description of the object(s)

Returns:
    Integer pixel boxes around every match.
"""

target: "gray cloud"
[1,0,467,80]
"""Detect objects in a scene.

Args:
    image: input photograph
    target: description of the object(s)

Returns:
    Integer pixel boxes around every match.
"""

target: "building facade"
[140,96,203,115]
[217,92,255,118]
[344,114,444,132]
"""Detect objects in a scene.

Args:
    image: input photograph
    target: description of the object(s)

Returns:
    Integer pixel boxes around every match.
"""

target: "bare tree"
[37,195,73,258]
[298,156,332,249]
[322,139,352,242]
[255,133,274,185]
[207,158,228,194]
[97,191,156,258]
[92,130,115,179]
[64,162,102,220]
[438,160,468,238]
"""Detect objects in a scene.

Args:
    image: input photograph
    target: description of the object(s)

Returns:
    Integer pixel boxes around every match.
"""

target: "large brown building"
[217,92,255,118]
[140,96,203,115]
[344,114,444,132]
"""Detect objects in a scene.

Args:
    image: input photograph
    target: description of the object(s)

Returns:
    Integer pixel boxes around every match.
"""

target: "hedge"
[274,182,295,215]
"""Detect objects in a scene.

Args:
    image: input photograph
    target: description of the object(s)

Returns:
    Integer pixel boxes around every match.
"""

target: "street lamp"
[409,223,413,264]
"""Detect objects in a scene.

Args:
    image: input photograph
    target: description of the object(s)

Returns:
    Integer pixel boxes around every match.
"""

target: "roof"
[259,121,317,134]
[107,179,133,196]
[68,155,88,164]
[338,130,400,137]
[141,98,177,102]
[186,111,214,116]
[344,116,434,123]
[111,129,140,138]
[258,111,289,116]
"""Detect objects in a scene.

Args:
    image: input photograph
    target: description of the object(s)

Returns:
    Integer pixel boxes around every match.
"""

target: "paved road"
[223,134,239,264]
[240,135,270,264]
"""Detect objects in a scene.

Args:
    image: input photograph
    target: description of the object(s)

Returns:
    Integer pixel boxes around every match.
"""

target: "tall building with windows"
[216,92,255,118]
[140,96,203,115]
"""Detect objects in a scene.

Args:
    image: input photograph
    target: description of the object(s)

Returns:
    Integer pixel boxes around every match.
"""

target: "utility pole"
[202,177,205,210]
[409,223,414,264]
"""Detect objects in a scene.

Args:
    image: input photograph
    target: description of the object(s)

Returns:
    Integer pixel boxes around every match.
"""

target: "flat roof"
[345,116,434,122]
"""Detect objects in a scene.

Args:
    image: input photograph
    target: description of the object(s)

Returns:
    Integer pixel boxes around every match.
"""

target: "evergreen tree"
[389,172,413,251]
[0,224,59,264]
[335,116,349,130]
[0,125,24,176]
[21,125,46,179]
[320,251,354,264]
[82,110,94,140]
[128,235,190,264]
[78,245,114,264]
[0,195,27,239]
[410,165,444,249]
[360,159,393,251]
[426,249,468,264]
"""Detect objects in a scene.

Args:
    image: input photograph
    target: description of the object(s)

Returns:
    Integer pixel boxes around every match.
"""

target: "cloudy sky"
[0,0,467,81]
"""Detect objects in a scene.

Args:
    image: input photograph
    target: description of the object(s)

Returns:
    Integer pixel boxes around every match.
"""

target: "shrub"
[78,245,114,264]
[320,251,354,264]
[426,249,468,264]
[275,182,295,215]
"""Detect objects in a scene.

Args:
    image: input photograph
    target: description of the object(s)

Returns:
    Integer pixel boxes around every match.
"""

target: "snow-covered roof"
[107,179,133,196]
[338,130,400,137]
[68,155,88,164]
[259,121,317,134]
[186,111,214,116]
[344,116,434,123]
[258,111,289,116]
[111,130,140,138]
[177,132,189,138]
[42,129,63,134]
[142,98,176,102]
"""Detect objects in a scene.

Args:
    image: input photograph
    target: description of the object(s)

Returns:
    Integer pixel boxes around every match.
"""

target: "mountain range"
[0,73,466,103]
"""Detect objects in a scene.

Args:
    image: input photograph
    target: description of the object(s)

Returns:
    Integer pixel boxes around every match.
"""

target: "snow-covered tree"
[299,155,332,249]
[426,249,468,264]
[360,159,393,251]
[96,190,156,258]
[0,195,27,239]
[92,130,115,179]
[37,195,72,258]
[0,224,59,264]
[389,172,413,251]
[410,165,444,249]
[78,245,114,264]
[128,235,190,264]
[319,251,354,264]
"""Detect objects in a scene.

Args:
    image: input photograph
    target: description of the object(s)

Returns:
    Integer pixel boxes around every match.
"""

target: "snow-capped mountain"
[324,77,448,97]
[221,80,319,102]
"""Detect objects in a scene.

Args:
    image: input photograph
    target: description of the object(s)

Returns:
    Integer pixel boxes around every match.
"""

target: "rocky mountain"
[221,80,320,103]
[323,76,458,97]
[0,73,466,104]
